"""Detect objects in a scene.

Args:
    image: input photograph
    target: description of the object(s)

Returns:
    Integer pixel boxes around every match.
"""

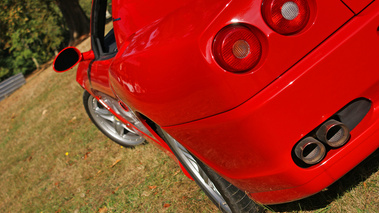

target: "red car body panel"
[73,0,379,205]
[77,60,91,89]
[108,0,353,126]
[90,58,114,96]
[341,0,374,14]
[164,1,379,203]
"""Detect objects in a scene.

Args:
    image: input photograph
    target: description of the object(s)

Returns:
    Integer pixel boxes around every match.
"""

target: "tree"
[0,0,91,81]
[0,0,66,80]
[55,0,90,44]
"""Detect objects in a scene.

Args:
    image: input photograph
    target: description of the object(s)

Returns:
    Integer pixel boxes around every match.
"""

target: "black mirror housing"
[53,47,82,72]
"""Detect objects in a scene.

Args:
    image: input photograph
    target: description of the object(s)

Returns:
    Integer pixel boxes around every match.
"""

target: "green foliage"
[79,0,93,19]
[0,0,68,80]
[78,0,111,18]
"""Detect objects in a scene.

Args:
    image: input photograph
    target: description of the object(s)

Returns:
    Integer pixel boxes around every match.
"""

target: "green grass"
[0,37,378,212]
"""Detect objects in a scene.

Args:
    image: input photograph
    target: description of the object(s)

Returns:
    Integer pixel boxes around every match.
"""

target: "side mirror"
[53,47,82,72]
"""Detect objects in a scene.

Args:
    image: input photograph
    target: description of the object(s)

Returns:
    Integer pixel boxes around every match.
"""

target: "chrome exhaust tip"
[295,137,326,165]
[316,119,350,148]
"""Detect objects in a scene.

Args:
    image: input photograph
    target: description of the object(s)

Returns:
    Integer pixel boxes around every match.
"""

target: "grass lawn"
[0,37,378,212]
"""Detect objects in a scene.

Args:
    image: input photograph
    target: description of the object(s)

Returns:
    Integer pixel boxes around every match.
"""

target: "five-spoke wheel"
[83,91,145,147]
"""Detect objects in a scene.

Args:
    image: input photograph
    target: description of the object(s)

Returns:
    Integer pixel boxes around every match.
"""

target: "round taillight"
[262,0,310,35]
[213,25,262,73]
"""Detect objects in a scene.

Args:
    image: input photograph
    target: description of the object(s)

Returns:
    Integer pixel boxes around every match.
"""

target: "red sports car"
[53,0,379,212]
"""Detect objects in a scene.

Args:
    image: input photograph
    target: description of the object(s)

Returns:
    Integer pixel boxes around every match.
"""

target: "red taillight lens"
[262,0,310,35]
[213,25,262,72]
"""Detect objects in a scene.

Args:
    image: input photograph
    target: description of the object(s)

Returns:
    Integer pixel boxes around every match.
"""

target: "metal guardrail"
[0,73,26,101]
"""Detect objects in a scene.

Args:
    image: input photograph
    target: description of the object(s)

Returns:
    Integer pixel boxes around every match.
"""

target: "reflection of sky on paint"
[124,81,145,94]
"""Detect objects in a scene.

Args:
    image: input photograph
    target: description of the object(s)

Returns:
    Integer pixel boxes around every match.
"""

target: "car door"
[89,0,117,97]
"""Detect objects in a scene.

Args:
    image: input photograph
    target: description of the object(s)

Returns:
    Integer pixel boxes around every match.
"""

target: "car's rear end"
[109,0,379,204]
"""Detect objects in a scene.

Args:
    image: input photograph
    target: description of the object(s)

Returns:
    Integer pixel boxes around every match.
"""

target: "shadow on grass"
[267,148,379,212]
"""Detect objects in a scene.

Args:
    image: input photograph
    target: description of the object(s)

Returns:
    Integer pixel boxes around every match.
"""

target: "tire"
[158,128,264,213]
[83,91,145,147]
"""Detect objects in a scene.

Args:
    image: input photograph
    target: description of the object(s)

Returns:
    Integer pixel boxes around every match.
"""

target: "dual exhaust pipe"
[295,119,350,165]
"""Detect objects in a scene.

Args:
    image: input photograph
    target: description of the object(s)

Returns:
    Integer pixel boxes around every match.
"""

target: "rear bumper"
[163,2,379,204]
